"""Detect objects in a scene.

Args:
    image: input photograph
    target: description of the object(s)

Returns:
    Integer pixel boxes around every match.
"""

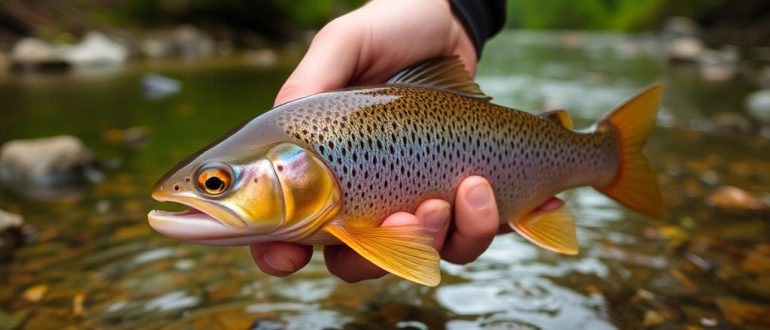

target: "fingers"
[413,199,451,250]
[323,202,451,283]
[249,242,312,277]
[441,176,500,264]
[273,17,362,106]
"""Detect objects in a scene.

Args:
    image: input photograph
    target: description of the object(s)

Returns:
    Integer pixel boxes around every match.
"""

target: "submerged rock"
[706,185,766,211]
[697,46,740,82]
[661,17,704,63]
[747,89,770,123]
[142,74,182,99]
[0,135,94,187]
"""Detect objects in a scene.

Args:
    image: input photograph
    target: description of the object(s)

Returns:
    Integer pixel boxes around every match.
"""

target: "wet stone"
[706,185,766,211]
[0,135,94,189]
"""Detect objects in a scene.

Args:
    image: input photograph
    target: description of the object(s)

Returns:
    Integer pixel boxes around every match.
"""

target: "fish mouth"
[148,206,269,246]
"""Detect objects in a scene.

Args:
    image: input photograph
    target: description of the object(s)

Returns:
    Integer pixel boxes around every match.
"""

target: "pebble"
[0,135,92,186]
[747,89,770,123]
[706,185,766,210]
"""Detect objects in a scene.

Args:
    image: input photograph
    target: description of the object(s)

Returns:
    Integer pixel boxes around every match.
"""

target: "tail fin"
[594,84,666,219]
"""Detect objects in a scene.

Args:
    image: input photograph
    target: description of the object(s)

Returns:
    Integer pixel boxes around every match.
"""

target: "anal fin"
[509,197,579,255]
[324,223,441,286]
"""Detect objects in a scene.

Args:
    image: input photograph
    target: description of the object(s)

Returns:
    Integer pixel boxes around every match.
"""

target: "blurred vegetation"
[0,0,769,46]
[0,0,364,45]
[506,0,770,32]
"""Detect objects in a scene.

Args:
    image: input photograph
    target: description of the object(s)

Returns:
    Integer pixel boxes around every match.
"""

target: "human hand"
[250,0,502,282]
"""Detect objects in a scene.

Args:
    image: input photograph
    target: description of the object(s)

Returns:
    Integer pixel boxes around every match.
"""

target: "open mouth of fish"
[147,205,259,245]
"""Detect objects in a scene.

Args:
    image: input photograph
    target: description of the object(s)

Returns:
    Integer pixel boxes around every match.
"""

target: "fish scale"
[275,86,618,226]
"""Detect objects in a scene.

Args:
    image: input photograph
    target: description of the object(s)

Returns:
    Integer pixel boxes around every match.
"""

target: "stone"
[0,135,92,186]
[698,46,740,82]
[64,31,128,67]
[10,37,69,72]
[706,185,766,211]
[746,89,770,123]
[142,74,181,99]
[665,37,704,62]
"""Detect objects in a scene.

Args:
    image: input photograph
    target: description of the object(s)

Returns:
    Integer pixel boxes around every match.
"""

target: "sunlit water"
[1,31,769,329]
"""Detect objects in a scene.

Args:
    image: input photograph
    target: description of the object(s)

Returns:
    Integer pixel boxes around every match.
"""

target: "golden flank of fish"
[148,57,665,286]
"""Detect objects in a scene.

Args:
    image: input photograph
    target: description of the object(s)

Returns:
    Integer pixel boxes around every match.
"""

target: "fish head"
[148,142,340,245]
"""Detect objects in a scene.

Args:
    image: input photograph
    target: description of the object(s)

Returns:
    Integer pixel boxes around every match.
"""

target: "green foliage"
[505,0,739,31]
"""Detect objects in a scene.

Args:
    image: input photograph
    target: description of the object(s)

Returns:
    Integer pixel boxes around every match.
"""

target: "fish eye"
[196,165,232,196]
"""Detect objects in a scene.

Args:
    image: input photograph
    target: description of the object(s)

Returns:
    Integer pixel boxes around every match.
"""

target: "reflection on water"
[1,31,769,329]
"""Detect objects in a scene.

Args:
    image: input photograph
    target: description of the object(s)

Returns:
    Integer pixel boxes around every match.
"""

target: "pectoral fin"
[509,198,579,255]
[324,223,441,286]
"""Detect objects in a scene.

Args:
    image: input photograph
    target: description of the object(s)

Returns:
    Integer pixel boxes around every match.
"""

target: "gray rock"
[665,37,704,63]
[698,46,740,81]
[0,135,92,186]
[142,73,182,99]
[65,31,128,68]
[10,37,70,72]
[0,208,22,231]
[747,89,770,123]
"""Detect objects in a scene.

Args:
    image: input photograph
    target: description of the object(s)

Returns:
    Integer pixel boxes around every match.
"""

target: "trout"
[148,57,665,286]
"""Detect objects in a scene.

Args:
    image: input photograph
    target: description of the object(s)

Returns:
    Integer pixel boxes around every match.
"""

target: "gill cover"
[266,143,340,229]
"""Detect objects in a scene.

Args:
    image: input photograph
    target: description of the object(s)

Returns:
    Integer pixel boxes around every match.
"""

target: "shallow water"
[1,31,769,329]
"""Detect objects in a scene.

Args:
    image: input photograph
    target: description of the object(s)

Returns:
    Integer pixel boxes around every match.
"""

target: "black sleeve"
[449,0,507,58]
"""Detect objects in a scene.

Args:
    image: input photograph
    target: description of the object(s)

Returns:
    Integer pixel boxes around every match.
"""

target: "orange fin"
[510,198,578,255]
[324,223,440,286]
[594,84,666,219]
[539,109,574,129]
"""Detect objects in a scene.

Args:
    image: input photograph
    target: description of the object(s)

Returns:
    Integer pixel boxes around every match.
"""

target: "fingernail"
[424,205,450,233]
[466,182,491,210]
[262,251,295,273]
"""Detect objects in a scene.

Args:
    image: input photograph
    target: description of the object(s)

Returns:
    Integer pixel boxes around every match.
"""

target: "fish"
[148,57,665,286]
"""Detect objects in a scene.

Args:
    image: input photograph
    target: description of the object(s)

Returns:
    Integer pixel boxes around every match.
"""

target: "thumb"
[274,19,363,106]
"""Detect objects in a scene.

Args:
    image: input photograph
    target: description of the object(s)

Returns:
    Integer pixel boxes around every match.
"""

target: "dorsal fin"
[540,109,574,129]
[387,56,491,101]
